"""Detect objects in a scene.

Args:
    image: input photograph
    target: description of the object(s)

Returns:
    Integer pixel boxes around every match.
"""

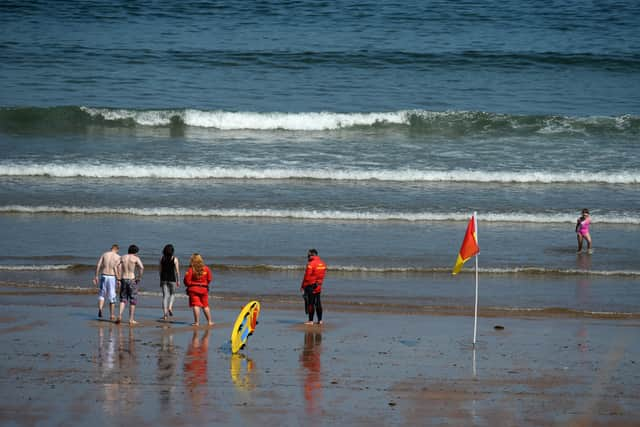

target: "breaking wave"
[0,106,637,136]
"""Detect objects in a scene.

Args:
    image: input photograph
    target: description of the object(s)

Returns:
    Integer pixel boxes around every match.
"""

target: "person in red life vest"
[183,253,214,326]
[301,248,327,325]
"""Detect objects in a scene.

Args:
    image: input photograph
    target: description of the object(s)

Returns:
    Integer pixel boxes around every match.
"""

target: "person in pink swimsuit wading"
[575,208,593,254]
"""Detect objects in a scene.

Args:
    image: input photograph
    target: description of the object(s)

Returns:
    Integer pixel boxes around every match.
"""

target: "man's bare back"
[95,247,121,279]
[120,254,144,280]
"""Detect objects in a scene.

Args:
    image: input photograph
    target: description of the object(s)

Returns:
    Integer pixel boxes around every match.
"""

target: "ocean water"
[1,0,639,316]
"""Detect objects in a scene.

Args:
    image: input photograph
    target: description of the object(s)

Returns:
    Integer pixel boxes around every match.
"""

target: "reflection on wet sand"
[300,331,322,415]
[96,325,138,416]
[96,325,116,377]
[230,354,256,391]
[184,329,210,411]
[157,330,178,412]
[116,326,139,413]
[575,252,592,272]
[95,324,118,414]
[96,324,117,416]
[117,326,137,374]
[575,255,592,354]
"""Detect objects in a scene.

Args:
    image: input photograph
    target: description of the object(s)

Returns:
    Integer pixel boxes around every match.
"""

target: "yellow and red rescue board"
[230,300,261,353]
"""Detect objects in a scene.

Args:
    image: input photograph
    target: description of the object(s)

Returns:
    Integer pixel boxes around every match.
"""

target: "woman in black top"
[160,244,181,320]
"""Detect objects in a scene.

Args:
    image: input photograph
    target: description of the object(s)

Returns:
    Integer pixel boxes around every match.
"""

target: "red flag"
[452,214,479,275]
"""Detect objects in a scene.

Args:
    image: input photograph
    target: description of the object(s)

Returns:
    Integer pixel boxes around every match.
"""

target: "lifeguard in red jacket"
[301,248,327,325]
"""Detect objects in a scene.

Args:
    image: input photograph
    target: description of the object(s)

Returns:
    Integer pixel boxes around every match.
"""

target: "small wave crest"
[0,264,640,277]
[228,264,640,276]
[1,205,639,225]
[1,261,637,276]
[0,264,76,271]
[1,162,638,184]
[476,267,640,277]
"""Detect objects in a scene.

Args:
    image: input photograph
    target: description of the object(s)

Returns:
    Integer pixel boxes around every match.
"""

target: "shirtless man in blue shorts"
[94,244,121,320]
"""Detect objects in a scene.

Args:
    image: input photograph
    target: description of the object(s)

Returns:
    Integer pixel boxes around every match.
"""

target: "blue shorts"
[98,275,117,304]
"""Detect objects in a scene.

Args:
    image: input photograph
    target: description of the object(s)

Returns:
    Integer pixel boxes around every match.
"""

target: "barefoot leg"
[118,302,125,323]
[192,306,200,325]
[203,306,213,325]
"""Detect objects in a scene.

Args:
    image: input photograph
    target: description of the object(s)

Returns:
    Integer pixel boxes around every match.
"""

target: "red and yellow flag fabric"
[452,215,479,275]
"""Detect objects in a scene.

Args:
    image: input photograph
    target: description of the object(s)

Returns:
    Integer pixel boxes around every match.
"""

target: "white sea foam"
[1,162,638,184]
[184,109,410,130]
[1,205,638,224]
[0,264,74,271]
[81,107,410,130]
[80,107,182,126]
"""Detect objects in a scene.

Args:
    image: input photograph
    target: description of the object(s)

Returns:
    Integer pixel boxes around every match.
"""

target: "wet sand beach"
[1,289,639,426]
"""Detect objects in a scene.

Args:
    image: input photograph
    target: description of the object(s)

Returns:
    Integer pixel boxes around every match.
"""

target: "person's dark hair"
[308,248,318,256]
[161,244,174,267]
[581,208,589,215]
[128,244,139,254]
[162,244,174,258]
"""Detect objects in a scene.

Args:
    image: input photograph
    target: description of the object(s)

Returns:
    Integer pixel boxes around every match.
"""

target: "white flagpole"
[473,211,479,347]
